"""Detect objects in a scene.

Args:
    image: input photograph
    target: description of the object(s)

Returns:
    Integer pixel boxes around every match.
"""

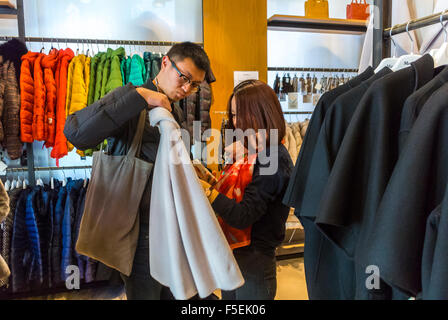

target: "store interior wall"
[0,0,202,182]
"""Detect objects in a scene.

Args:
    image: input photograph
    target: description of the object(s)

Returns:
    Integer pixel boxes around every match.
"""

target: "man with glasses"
[64,42,211,300]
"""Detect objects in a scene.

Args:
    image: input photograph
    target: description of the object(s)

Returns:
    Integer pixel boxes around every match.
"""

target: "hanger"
[83,169,88,188]
[4,171,11,192]
[375,26,400,72]
[62,170,67,187]
[433,10,448,68]
[392,21,422,71]
[50,167,55,190]
[11,172,17,190]
[22,171,27,190]
[40,38,45,53]
[36,171,44,187]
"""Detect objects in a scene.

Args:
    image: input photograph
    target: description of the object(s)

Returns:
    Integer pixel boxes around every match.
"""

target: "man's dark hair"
[167,42,210,74]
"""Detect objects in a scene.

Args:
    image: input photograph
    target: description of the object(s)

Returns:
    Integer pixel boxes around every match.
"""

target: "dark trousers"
[120,222,169,300]
[120,221,220,300]
[222,247,277,300]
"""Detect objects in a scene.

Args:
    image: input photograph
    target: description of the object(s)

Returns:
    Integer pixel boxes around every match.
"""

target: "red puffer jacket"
[20,51,39,143]
[51,48,74,162]
[41,49,59,148]
[33,52,47,141]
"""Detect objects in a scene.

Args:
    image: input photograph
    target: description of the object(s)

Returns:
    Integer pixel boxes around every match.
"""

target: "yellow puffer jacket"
[65,55,91,155]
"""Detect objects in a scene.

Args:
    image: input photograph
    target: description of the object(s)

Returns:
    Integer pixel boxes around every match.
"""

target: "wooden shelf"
[0,1,17,19]
[0,1,15,8]
[268,15,368,35]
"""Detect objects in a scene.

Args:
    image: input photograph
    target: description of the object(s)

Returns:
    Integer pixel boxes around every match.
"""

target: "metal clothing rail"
[384,11,448,39]
[6,165,92,172]
[0,36,203,47]
[373,1,448,68]
[268,67,358,73]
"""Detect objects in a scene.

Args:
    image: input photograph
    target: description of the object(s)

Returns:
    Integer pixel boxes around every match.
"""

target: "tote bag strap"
[128,110,147,157]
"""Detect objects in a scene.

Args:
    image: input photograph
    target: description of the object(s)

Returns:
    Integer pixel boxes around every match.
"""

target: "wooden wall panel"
[203,0,267,169]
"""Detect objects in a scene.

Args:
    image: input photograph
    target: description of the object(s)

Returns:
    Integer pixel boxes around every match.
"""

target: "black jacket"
[315,54,435,299]
[422,186,448,300]
[211,145,293,254]
[359,82,448,298]
[64,79,183,225]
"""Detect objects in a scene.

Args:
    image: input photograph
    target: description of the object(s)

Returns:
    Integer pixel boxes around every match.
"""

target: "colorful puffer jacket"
[103,47,125,96]
[0,39,28,84]
[127,54,145,86]
[93,52,106,102]
[20,52,40,143]
[66,55,91,154]
[120,56,128,85]
[51,48,74,162]
[32,52,47,141]
[41,49,59,148]
[1,57,23,159]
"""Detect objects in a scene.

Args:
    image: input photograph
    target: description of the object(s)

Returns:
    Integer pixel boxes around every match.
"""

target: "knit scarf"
[214,153,258,250]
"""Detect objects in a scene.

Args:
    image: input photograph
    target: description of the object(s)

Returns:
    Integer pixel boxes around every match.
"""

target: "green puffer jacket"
[87,53,100,105]
[102,47,125,97]
[127,54,146,86]
[93,52,107,102]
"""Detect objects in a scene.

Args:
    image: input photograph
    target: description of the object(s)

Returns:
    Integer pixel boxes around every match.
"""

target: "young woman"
[198,80,293,300]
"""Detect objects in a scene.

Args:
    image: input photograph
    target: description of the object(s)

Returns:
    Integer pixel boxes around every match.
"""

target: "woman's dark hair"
[167,42,210,74]
[227,80,286,146]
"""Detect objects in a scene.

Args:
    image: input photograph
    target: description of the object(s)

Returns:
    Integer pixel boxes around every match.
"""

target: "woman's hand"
[198,178,219,203]
[136,87,172,112]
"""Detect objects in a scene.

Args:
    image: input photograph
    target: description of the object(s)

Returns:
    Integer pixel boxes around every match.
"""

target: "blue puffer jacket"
[52,185,67,287]
[42,181,60,288]
[10,189,30,293]
[72,180,97,283]
[25,188,44,288]
[61,179,83,283]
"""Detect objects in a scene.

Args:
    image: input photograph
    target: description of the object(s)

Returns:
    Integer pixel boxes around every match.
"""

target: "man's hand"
[136,87,172,112]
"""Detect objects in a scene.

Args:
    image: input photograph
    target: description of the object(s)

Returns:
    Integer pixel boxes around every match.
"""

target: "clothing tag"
[314,83,322,91]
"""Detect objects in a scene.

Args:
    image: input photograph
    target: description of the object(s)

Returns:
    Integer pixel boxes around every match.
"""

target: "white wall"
[1,0,202,42]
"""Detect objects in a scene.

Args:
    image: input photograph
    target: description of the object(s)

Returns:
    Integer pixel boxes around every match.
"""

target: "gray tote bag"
[76,110,154,276]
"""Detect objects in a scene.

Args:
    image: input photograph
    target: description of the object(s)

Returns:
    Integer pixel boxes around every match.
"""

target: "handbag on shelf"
[304,0,329,19]
[346,0,370,20]
[75,110,154,276]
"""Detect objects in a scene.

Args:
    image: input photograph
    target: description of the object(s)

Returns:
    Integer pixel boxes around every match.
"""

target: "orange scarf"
[214,154,257,250]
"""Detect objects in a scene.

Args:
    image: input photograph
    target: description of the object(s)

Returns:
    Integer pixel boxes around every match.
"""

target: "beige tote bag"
[76,110,153,276]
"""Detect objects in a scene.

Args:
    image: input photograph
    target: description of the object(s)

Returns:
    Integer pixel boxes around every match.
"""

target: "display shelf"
[268,15,368,35]
[0,1,15,8]
[0,1,17,18]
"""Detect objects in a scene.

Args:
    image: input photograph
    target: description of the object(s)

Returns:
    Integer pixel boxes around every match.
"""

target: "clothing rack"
[5,165,92,173]
[0,36,203,47]
[268,67,358,73]
[384,11,448,39]
[373,0,448,67]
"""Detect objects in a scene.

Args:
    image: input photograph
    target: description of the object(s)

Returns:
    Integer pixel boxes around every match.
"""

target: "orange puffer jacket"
[20,51,40,143]
[41,49,59,148]
[33,52,47,141]
[51,48,74,162]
